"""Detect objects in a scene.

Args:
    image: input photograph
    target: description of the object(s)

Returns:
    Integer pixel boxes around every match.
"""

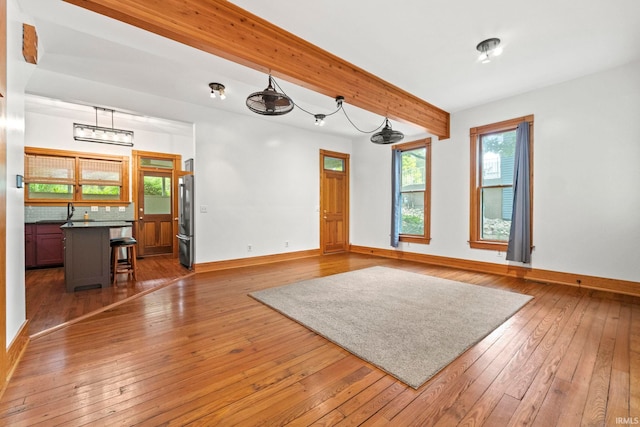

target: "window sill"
[400,236,431,245]
[469,240,507,251]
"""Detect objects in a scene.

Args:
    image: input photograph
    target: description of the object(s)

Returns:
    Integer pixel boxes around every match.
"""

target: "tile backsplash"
[25,204,135,223]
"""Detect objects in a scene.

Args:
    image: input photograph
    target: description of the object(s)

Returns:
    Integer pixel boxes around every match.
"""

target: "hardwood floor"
[25,254,193,336]
[4,253,639,426]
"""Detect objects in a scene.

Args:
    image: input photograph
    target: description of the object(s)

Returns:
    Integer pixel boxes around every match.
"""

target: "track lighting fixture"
[246,75,404,143]
[209,82,226,100]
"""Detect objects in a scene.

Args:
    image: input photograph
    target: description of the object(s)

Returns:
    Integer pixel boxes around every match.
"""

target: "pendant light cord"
[271,76,387,134]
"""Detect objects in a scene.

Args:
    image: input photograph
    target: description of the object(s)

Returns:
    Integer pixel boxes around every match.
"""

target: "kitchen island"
[61,221,132,292]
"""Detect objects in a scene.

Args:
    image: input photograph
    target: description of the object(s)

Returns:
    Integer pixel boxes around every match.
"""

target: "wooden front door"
[137,170,174,256]
[320,150,349,254]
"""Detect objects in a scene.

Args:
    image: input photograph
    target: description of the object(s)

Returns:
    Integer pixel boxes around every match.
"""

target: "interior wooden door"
[137,170,174,256]
[320,150,349,254]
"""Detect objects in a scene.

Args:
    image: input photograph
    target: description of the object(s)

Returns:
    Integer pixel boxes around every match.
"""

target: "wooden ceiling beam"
[64,0,450,139]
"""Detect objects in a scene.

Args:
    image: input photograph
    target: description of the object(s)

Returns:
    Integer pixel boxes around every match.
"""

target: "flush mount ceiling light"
[476,37,503,64]
[73,107,134,147]
[246,75,294,116]
[370,118,404,144]
[209,82,226,99]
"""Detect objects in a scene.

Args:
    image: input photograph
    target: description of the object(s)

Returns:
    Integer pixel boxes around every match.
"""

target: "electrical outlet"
[105,206,110,212]
[119,206,126,212]
[91,206,98,212]
[285,241,289,248]
[247,244,252,252]
[200,205,208,213]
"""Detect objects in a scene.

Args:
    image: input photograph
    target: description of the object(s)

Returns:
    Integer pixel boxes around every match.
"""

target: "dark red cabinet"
[26,222,65,268]
[25,224,36,268]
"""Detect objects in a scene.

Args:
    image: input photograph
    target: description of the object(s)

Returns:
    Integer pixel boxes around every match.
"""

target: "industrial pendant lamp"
[370,118,404,144]
[246,75,294,116]
[73,107,134,147]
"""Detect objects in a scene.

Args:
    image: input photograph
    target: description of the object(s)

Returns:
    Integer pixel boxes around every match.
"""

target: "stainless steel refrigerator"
[177,174,194,269]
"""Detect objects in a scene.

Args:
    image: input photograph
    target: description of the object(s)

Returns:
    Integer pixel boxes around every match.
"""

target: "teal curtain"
[391,149,402,247]
[506,122,531,263]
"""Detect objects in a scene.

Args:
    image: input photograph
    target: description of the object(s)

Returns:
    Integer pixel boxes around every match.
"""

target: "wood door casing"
[137,170,174,256]
[131,150,182,258]
[320,150,349,254]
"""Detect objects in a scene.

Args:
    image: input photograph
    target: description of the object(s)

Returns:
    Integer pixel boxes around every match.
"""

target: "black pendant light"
[246,76,294,116]
[370,118,404,144]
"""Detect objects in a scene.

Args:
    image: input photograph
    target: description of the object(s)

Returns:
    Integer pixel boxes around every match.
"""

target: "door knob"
[139,217,143,220]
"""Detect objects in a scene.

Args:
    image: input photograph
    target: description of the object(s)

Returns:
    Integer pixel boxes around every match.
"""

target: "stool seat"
[110,236,137,246]
[110,237,137,284]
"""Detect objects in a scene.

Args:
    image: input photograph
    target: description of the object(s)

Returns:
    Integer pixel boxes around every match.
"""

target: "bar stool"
[110,237,138,285]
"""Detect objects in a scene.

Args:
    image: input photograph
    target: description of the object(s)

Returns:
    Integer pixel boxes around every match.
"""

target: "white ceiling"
[17,0,640,139]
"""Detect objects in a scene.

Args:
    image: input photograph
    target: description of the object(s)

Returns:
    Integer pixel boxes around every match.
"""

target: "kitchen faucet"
[67,202,75,222]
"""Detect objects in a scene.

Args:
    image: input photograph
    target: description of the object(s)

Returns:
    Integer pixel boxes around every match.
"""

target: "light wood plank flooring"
[25,254,193,336]
[3,253,639,426]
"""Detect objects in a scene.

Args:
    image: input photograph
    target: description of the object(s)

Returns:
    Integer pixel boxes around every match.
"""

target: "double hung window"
[469,116,533,250]
[392,138,431,245]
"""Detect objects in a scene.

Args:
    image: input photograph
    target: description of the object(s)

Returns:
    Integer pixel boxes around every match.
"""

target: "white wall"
[5,0,36,347]
[194,110,352,263]
[352,60,640,283]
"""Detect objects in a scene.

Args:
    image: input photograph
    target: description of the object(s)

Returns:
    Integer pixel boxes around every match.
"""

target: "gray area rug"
[250,266,533,389]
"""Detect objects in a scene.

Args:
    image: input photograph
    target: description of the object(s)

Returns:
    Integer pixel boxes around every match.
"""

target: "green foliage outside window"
[400,148,426,236]
[28,183,72,194]
[144,176,171,196]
